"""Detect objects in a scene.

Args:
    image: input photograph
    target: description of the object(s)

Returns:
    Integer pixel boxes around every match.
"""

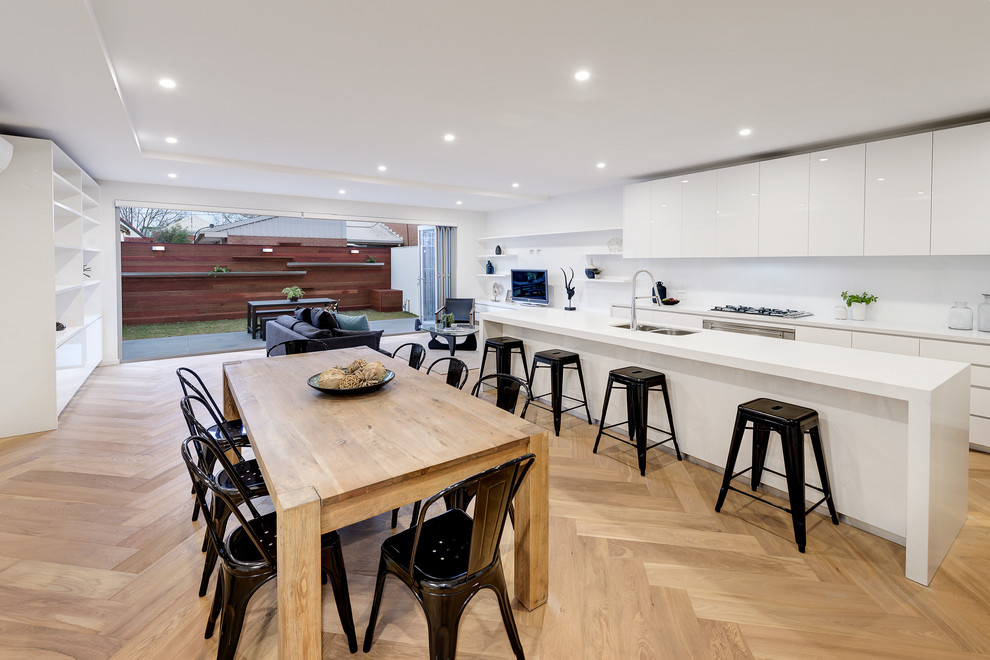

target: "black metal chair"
[471,373,532,417]
[180,396,269,598]
[426,356,470,389]
[364,453,535,660]
[265,338,333,357]
[176,367,248,448]
[391,342,427,370]
[181,435,358,659]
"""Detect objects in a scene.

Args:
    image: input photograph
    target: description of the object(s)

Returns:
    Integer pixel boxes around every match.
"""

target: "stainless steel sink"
[612,323,698,336]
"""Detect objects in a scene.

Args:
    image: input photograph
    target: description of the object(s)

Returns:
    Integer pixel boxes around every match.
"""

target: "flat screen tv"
[510,269,549,306]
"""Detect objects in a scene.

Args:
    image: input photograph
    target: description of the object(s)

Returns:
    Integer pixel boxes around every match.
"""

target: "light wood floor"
[2,350,989,659]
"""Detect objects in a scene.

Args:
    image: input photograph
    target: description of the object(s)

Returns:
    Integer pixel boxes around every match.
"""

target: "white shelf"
[83,278,101,287]
[55,282,85,294]
[585,251,624,257]
[476,273,509,278]
[475,253,515,259]
[53,201,81,217]
[478,227,622,242]
[584,277,631,283]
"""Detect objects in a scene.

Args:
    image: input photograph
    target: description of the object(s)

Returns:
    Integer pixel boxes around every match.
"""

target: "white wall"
[486,185,990,324]
[99,181,486,360]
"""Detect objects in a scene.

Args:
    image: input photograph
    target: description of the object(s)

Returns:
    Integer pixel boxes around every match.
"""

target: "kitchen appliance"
[711,305,812,318]
[703,319,796,340]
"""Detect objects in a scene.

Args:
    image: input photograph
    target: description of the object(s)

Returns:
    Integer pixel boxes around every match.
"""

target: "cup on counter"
[834,305,848,320]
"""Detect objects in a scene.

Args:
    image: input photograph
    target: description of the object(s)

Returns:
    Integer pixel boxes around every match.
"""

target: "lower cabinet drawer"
[972,387,990,418]
[920,338,990,367]
[972,365,990,388]
[971,414,990,451]
[795,326,852,347]
[852,332,919,356]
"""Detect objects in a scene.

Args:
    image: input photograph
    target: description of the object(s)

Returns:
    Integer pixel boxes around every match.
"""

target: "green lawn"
[122,309,418,340]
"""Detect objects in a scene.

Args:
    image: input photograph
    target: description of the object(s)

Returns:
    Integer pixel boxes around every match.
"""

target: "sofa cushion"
[331,328,384,351]
[289,320,333,339]
[335,313,370,331]
[312,308,338,331]
[274,314,297,328]
[294,307,312,324]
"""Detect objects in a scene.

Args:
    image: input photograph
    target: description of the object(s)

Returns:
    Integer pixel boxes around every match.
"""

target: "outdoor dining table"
[221,347,549,659]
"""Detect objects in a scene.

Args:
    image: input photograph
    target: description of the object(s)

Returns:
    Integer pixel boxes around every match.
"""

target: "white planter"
[850,302,867,321]
[834,305,848,320]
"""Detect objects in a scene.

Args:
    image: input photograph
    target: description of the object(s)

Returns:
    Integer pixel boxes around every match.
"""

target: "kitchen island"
[479,307,970,585]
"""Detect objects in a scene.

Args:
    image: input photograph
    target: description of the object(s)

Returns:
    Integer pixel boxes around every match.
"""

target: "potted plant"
[841,291,878,321]
[441,313,455,328]
[365,255,377,263]
[282,285,305,302]
[210,265,230,277]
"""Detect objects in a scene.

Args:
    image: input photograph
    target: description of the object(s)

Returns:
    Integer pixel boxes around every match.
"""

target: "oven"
[702,319,795,340]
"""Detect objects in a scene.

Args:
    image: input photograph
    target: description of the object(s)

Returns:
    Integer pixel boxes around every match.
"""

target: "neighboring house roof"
[345,221,403,246]
[119,217,144,238]
[193,215,403,246]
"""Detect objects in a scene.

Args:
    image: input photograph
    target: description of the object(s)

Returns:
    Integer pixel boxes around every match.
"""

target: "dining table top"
[222,347,543,509]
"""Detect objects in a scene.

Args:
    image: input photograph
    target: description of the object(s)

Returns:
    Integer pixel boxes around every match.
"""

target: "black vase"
[494,245,502,255]
[486,260,495,274]
[652,282,666,303]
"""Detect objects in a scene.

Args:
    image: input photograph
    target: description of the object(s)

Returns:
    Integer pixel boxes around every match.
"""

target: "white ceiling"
[2,0,989,213]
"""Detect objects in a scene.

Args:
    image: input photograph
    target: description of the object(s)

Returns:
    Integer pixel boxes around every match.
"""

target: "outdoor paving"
[122,317,420,361]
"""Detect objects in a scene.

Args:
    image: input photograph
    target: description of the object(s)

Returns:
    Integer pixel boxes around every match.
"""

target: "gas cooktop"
[711,305,813,318]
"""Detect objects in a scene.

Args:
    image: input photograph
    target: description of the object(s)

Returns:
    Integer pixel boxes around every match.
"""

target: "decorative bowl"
[307,369,395,395]
[661,298,680,306]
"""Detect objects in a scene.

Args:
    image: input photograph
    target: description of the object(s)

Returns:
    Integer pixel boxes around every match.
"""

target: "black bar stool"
[593,366,681,475]
[479,336,530,386]
[714,398,839,553]
[526,349,593,436]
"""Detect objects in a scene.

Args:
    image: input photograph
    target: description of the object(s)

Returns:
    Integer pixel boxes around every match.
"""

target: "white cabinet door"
[864,133,933,256]
[715,163,759,257]
[809,144,866,256]
[851,332,920,356]
[931,122,990,255]
[680,170,717,257]
[650,177,682,257]
[759,154,810,256]
[622,181,652,258]
[795,326,852,347]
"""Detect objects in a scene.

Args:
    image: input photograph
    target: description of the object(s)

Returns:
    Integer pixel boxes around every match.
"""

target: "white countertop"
[480,307,969,400]
[611,302,990,346]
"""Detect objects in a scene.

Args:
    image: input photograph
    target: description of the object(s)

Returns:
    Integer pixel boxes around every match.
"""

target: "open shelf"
[286,261,385,267]
[476,273,509,278]
[476,253,516,259]
[584,276,631,283]
[122,270,308,278]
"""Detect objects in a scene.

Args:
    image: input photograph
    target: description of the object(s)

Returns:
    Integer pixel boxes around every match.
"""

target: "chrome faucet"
[630,269,657,331]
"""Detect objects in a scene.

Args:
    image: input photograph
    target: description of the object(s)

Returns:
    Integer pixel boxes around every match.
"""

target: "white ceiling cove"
[1,0,989,212]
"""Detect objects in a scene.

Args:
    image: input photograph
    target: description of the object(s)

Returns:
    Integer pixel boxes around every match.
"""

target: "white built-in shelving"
[477,227,622,242]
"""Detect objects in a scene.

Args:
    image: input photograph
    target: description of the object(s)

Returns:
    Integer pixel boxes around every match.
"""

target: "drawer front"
[920,338,990,366]
[972,365,990,388]
[971,414,990,451]
[796,326,852,347]
[972,387,990,418]
[851,332,919,356]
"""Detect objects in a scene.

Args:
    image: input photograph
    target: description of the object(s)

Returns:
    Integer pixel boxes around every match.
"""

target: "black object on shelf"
[485,260,495,274]
[56,322,65,331]
[561,267,576,310]
[652,281,667,304]
[494,245,502,255]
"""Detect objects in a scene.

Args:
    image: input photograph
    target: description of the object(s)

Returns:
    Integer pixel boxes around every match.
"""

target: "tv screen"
[510,269,549,305]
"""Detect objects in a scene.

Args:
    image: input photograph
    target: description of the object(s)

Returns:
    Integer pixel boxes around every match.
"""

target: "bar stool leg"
[631,383,649,476]
[574,360,593,425]
[549,361,564,436]
[479,344,492,377]
[495,346,511,377]
[750,424,771,490]
[779,426,808,553]
[809,426,839,524]
[526,359,539,401]
[593,376,615,453]
[715,412,747,512]
[658,380,682,461]
[518,346,531,388]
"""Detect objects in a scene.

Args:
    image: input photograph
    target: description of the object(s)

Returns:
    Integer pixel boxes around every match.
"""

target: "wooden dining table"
[221,347,549,659]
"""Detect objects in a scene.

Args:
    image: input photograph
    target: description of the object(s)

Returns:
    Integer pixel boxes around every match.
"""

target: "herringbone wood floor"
[1,350,989,659]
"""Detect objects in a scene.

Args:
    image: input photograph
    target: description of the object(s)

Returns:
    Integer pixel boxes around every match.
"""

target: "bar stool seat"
[714,397,839,553]
[479,336,530,387]
[593,366,681,475]
[526,349,593,436]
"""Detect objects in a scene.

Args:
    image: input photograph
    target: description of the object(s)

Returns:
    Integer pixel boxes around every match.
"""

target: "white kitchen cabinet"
[759,154,809,256]
[919,338,990,366]
[809,144,866,256]
[650,177,682,257]
[971,387,990,418]
[851,332,919,356]
[715,163,759,257]
[864,133,933,256]
[680,170,717,257]
[972,415,990,448]
[972,365,990,388]
[931,122,990,255]
[795,326,852,347]
[622,181,652,259]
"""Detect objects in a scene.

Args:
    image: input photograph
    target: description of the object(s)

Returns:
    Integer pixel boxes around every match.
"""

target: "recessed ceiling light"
[511,182,519,188]
[574,69,591,82]
[338,189,346,195]
[165,136,178,144]
[159,78,176,89]
[456,200,463,205]
[167,173,177,179]
[596,162,606,169]
[738,128,752,136]
[818,157,828,162]
[443,133,456,142]
[877,177,885,181]
[377,165,387,172]
[917,191,925,195]
[681,179,689,183]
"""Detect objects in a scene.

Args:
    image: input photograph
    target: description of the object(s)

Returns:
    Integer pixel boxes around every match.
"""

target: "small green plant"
[441,313,455,327]
[841,291,878,306]
[365,255,377,263]
[210,265,230,277]
[282,285,305,301]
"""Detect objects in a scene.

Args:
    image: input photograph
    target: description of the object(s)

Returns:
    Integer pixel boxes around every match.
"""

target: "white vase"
[834,305,848,320]
[850,302,867,321]
[948,301,973,330]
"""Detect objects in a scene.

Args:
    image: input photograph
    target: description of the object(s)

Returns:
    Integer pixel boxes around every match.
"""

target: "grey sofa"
[265,307,384,355]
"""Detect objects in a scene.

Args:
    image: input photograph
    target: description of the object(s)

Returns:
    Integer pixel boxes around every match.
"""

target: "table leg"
[447,336,456,356]
[276,487,323,660]
[513,429,549,610]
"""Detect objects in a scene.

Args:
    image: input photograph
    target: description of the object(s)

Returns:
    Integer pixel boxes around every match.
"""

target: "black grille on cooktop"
[711,305,813,318]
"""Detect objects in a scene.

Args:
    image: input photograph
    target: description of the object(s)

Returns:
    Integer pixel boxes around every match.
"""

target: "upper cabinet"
[680,170,718,257]
[759,154,810,256]
[650,177,682,257]
[808,144,865,256]
[715,164,760,257]
[622,181,652,259]
[931,122,990,255]
[864,133,932,256]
